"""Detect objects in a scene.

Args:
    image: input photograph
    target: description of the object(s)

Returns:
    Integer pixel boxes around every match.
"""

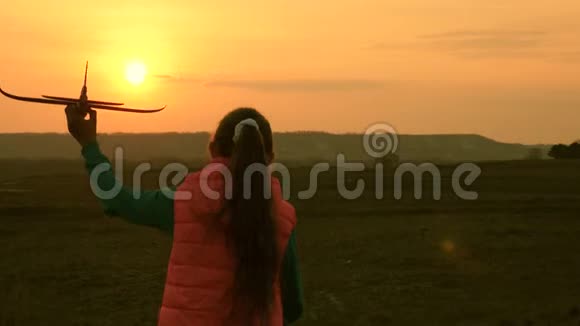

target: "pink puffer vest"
[157,157,297,326]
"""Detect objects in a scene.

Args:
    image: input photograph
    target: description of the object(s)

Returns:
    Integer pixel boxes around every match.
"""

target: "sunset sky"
[1,0,579,144]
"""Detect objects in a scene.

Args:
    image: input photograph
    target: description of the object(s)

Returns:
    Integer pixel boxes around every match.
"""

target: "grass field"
[1,159,580,325]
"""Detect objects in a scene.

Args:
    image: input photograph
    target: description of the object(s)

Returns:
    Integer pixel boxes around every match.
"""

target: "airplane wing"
[42,95,124,106]
[1,87,73,105]
[90,104,166,113]
[1,87,165,113]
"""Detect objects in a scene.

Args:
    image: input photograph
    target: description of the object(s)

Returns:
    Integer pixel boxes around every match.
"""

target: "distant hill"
[0,133,551,163]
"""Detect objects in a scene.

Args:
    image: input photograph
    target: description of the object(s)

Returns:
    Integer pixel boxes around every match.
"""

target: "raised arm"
[82,141,175,233]
[65,104,174,233]
[281,230,304,324]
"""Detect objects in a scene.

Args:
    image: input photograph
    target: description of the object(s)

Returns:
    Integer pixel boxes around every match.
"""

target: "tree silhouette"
[548,142,580,159]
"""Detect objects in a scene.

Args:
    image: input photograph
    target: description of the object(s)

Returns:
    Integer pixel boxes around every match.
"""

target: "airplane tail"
[83,61,88,88]
[80,61,88,101]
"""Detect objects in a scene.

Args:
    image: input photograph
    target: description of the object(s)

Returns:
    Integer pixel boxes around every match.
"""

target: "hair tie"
[233,118,260,142]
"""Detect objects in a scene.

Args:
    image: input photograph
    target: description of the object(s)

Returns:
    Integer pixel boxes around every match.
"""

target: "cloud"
[152,75,386,91]
[151,75,201,83]
[549,50,580,63]
[203,79,386,92]
[420,29,546,40]
[419,29,546,54]
[370,29,550,59]
[152,74,174,79]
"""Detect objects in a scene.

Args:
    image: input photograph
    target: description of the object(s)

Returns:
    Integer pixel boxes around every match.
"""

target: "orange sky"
[1,0,579,144]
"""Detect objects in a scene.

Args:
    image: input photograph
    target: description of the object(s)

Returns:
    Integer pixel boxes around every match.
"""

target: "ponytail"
[228,119,278,322]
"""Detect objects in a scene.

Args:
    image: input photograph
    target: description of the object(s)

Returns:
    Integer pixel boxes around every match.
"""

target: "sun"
[125,61,147,86]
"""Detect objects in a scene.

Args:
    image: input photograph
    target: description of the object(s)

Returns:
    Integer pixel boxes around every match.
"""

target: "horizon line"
[0,131,559,146]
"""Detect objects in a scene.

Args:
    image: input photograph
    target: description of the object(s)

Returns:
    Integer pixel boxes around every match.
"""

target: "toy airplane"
[0,62,165,113]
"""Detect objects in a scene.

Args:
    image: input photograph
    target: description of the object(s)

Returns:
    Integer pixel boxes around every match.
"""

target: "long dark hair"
[212,108,278,322]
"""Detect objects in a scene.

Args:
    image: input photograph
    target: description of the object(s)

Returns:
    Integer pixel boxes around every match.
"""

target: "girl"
[65,106,304,326]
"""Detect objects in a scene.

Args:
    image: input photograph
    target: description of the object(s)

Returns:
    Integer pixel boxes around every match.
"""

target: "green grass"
[1,159,580,325]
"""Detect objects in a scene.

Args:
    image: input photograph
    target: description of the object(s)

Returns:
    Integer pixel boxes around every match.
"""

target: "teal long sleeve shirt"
[81,141,304,323]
